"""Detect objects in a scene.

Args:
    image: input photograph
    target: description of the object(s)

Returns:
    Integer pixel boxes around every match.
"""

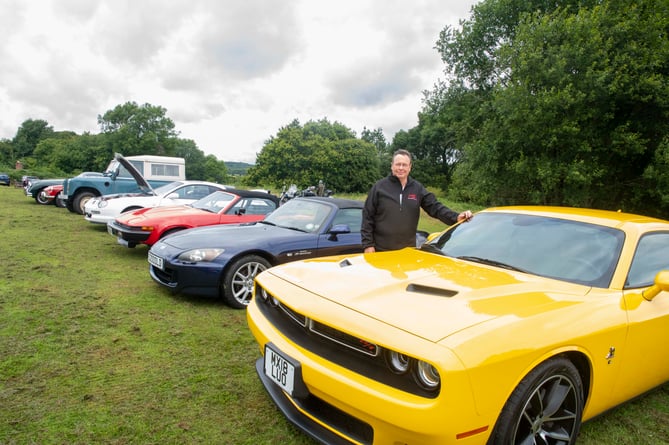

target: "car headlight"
[414,361,441,390]
[385,350,412,374]
[98,200,107,208]
[177,248,224,262]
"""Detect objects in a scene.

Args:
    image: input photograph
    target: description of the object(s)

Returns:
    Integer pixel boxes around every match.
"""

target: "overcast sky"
[0,0,479,163]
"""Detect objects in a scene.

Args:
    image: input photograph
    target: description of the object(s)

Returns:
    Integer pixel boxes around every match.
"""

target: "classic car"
[26,178,66,203]
[148,197,376,308]
[84,180,228,225]
[39,184,66,207]
[27,172,103,204]
[247,206,669,445]
[0,172,10,186]
[107,189,279,248]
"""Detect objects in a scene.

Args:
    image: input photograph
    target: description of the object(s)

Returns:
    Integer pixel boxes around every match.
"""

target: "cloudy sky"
[0,0,479,163]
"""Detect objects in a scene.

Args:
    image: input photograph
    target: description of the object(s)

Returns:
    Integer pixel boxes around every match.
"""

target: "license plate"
[264,345,296,395]
[148,251,164,270]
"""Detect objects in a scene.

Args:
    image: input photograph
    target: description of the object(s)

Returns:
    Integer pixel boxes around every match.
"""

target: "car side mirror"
[166,193,179,199]
[642,270,669,301]
[328,224,350,241]
[236,208,247,216]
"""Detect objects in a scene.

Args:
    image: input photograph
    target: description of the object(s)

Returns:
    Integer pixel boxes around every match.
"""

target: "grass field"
[1,186,669,444]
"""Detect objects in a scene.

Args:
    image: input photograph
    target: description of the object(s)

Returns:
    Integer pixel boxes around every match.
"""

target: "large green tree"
[12,119,54,160]
[419,0,669,217]
[97,102,178,157]
[245,118,379,193]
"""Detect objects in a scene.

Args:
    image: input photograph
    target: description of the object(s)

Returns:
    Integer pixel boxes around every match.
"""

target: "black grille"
[151,265,175,284]
[256,287,438,398]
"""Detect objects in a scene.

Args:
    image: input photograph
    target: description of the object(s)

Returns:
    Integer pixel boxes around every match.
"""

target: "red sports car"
[107,189,280,248]
[39,184,66,207]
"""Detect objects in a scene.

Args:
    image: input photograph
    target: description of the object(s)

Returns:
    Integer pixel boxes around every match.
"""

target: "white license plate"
[264,345,296,395]
[148,252,164,270]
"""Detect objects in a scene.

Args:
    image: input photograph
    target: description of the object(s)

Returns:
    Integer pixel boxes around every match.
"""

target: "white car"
[84,181,227,224]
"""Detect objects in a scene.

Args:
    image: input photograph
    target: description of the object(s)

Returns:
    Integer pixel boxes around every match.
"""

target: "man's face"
[391,154,412,181]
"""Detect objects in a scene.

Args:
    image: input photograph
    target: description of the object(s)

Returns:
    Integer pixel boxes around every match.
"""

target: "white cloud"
[0,0,478,163]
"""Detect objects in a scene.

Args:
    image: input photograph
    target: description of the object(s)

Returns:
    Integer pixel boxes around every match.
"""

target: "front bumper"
[246,296,492,445]
[85,210,114,225]
[147,254,224,298]
[107,221,150,244]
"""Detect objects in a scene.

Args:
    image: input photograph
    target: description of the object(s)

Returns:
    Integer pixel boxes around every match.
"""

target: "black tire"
[222,255,271,309]
[73,191,97,215]
[35,189,50,205]
[55,193,67,208]
[487,357,583,445]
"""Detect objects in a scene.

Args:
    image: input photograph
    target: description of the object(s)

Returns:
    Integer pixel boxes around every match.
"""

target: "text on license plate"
[264,345,295,395]
[148,252,164,270]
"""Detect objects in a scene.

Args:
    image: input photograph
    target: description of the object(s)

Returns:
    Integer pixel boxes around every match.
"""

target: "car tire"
[35,189,50,205]
[487,357,583,445]
[73,191,96,215]
[222,255,271,309]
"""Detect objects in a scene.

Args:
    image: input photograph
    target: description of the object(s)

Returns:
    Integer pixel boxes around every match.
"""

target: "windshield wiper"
[282,226,308,233]
[258,221,276,226]
[420,243,445,256]
[457,256,529,273]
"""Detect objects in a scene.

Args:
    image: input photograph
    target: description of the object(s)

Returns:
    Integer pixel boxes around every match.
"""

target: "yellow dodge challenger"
[247,206,669,445]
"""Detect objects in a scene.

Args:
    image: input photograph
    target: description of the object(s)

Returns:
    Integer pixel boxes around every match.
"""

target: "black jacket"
[361,175,459,251]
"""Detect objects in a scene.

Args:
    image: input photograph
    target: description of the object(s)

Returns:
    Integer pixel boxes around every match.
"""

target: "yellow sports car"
[247,206,669,445]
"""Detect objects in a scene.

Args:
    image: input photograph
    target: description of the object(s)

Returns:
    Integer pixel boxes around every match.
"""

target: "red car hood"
[265,248,590,343]
[116,205,205,225]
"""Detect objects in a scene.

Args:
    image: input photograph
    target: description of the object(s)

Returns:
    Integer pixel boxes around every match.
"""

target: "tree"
[245,118,379,193]
[97,102,178,157]
[420,0,669,217]
[12,119,54,160]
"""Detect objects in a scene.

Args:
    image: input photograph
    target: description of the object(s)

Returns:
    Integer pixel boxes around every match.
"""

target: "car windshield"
[423,212,625,288]
[263,199,332,233]
[153,181,184,195]
[190,191,236,213]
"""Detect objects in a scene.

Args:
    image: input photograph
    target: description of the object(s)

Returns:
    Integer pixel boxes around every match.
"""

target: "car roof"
[224,188,280,203]
[293,196,364,209]
[484,206,669,228]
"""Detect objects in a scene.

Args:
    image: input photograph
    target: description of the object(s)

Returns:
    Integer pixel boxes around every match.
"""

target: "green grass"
[1,187,668,444]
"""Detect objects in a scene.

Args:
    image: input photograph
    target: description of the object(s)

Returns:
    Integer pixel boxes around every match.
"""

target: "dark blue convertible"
[148,197,367,308]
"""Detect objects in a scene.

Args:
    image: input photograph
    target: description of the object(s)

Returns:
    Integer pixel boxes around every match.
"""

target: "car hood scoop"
[268,249,589,343]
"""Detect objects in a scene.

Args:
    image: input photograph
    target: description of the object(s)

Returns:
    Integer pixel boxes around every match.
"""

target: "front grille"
[256,286,438,398]
[309,320,378,357]
[151,265,176,284]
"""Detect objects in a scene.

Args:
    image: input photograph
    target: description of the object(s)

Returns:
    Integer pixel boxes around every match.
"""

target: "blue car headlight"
[178,248,224,262]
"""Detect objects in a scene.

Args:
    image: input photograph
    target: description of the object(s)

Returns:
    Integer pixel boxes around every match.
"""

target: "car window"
[191,191,236,212]
[330,208,362,232]
[265,199,332,232]
[175,185,216,200]
[153,182,183,195]
[626,232,669,289]
[228,198,278,215]
[430,212,624,288]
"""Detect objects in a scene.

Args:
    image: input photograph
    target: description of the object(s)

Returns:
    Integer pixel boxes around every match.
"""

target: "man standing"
[361,149,472,253]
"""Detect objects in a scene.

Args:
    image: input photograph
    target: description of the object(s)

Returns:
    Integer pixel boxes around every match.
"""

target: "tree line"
[0,102,230,184]
[2,0,667,218]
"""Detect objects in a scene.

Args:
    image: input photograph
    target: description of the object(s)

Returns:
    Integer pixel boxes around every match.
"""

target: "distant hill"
[225,161,254,175]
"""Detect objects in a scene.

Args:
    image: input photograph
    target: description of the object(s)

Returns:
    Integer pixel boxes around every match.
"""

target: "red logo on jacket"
[407,194,417,201]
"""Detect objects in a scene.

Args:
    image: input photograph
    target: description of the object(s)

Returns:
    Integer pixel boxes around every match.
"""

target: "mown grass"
[1,186,668,444]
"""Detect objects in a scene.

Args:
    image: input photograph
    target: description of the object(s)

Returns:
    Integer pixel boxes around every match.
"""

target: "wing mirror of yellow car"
[642,270,669,301]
